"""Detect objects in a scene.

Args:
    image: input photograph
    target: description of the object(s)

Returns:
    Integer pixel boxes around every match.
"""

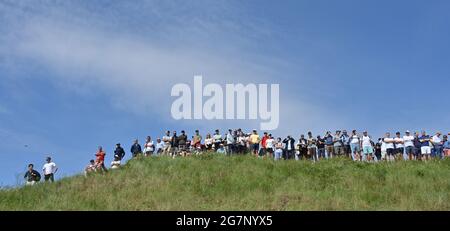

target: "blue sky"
[1,0,450,186]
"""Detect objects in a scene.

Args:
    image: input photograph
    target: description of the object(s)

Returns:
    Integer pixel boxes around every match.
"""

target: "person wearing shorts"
[316,135,326,160]
[249,130,260,156]
[361,131,374,162]
[350,130,361,161]
[333,131,344,156]
[383,132,395,162]
[324,131,334,159]
[431,132,443,159]
[419,131,431,161]
[413,132,422,160]
[274,138,284,161]
[443,135,450,158]
[162,131,172,156]
[403,131,415,160]
[394,132,404,160]
[307,138,318,161]
[265,134,274,159]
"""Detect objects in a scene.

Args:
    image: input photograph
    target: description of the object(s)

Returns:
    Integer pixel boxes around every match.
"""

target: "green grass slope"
[1,154,449,210]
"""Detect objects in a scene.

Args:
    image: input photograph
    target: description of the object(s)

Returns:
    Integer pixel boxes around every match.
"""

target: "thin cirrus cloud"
[1,0,345,135]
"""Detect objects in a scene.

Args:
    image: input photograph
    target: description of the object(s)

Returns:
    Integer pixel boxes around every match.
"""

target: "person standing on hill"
[204,133,213,151]
[266,134,275,159]
[350,130,361,161]
[114,143,125,161]
[226,129,235,155]
[193,130,203,150]
[283,135,295,160]
[341,130,351,158]
[95,146,108,172]
[213,129,223,151]
[260,132,269,157]
[144,136,155,157]
[443,135,450,158]
[333,130,344,156]
[419,131,432,161]
[394,132,405,161]
[316,135,326,160]
[155,138,164,155]
[131,139,142,158]
[361,131,374,162]
[431,132,443,160]
[374,139,382,161]
[383,133,395,161]
[274,137,284,161]
[42,156,58,182]
[24,164,41,186]
[177,130,188,153]
[170,131,179,156]
[249,130,261,157]
[403,131,415,160]
[324,131,334,159]
[162,131,172,156]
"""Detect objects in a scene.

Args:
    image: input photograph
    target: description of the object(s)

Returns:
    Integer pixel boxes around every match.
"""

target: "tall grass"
[1,154,449,210]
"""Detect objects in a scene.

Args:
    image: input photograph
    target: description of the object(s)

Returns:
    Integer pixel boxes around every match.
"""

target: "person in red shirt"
[95,146,108,172]
[260,132,269,157]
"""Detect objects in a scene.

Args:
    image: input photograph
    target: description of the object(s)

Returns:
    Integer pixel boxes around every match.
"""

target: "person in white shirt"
[361,131,374,162]
[350,130,361,161]
[383,133,395,161]
[205,134,213,151]
[110,156,121,170]
[162,131,172,156]
[431,132,443,160]
[274,138,284,161]
[394,132,404,160]
[144,136,155,157]
[265,134,275,159]
[403,131,415,160]
[155,138,164,155]
[84,160,96,177]
[42,156,58,182]
[380,138,387,160]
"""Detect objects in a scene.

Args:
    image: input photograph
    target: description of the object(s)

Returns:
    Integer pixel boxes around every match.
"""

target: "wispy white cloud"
[0,0,347,133]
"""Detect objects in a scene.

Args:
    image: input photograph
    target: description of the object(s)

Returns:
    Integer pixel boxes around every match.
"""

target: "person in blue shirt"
[216,143,226,154]
[340,130,351,158]
[324,131,334,159]
[419,131,431,161]
[443,135,450,158]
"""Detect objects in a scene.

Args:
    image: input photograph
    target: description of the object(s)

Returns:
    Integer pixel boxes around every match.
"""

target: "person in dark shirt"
[374,139,382,161]
[297,135,308,160]
[130,139,142,158]
[177,130,188,152]
[317,136,326,160]
[24,164,41,186]
[114,143,126,160]
[413,132,422,160]
[283,135,295,160]
[170,131,179,157]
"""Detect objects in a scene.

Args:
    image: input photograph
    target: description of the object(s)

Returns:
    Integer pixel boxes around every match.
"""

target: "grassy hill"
[1,154,449,210]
